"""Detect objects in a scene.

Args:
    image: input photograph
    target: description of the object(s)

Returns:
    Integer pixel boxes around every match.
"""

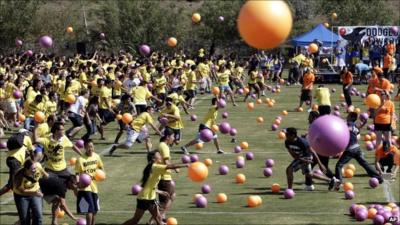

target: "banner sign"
[338,26,399,44]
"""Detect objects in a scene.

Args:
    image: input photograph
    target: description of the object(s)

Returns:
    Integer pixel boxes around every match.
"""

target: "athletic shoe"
[334,180,341,191]
[217,149,225,154]
[230,138,237,143]
[181,146,189,155]
[304,185,315,191]
[328,177,338,191]
[108,145,116,156]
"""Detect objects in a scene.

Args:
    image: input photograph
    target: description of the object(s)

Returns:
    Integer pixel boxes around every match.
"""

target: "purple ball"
[236,160,245,168]
[131,184,142,195]
[369,177,379,188]
[100,32,106,39]
[221,112,229,119]
[373,215,385,225]
[271,124,278,131]
[229,128,237,136]
[271,88,276,93]
[263,168,273,177]
[333,111,341,117]
[147,83,153,90]
[351,87,357,92]
[26,50,33,56]
[191,114,197,121]
[251,93,257,99]
[219,165,229,175]
[265,159,275,167]
[283,189,295,199]
[331,88,336,93]
[344,190,355,200]
[201,184,211,194]
[391,26,399,35]
[237,88,244,95]
[361,93,367,98]
[139,44,151,56]
[39,35,53,48]
[0,142,7,149]
[75,139,84,148]
[79,174,92,188]
[15,39,23,47]
[217,99,226,108]
[355,91,360,96]
[219,122,231,134]
[159,117,169,126]
[375,204,384,210]
[355,208,368,221]
[76,218,87,225]
[218,16,224,22]
[275,116,282,121]
[13,90,22,99]
[14,121,21,127]
[381,211,392,222]
[367,124,375,131]
[233,146,242,153]
[349,203,358,216]
[181,155,191,163]
[245,152,254,160]
[308,115,349,157]
[199,129,214,142]
[195,196,208,208]
[366,142,374,151]
[190,154,199,162]
[359,112,369,122]
[334,105,340,111]
[341,102,347,107]
[350,91,355,96]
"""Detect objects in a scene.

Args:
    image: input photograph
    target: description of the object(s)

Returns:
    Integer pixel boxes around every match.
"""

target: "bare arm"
[60,198,77,220]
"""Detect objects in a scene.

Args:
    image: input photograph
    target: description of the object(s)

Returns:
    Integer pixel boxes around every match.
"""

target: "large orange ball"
[66,26,73,33]
[188,162,208,182]
[365,94,381,109]
[271,183,280,193]
[122,113,133,124]
[308,43,319,53]
[95,169,106,182]
[167,37,177,47]
[34,111,45,123]
[66,94,76,104]
[237,0,292,49]
[192,13,201,23]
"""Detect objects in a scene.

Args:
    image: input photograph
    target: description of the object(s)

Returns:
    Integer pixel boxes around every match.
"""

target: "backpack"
[7,133,25,151]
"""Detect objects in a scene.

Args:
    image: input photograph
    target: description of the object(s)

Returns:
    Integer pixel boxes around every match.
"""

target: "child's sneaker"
[180,146,189,155]
[217,149,225,154]
[304,185,315,191]
[328,177,339,191]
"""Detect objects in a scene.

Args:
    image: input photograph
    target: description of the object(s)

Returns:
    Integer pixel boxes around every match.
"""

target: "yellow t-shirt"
[7,136,34,164]
[37,136,73,171]
[131,86,152,105]
[13,163,45,195]
[37,123,50,138]
[25,101,46,117]
[142,72,151,83]
[234,67,244,79]
[198,63,210,78]
[186,71,196,90]
[70,80,82,96]
[159,142,172,181]
[75,152,103,193]
[168,93,186,105]
[217,71,230,86]
[154,76,167,94]
[248,71,258,84]
[138,163,167,200]
[202,106,218,128]
[131,112,154,132]
[79,72,88,89]
[25,87,38,103]
[161,104,183,129]
[45,100,57,117]
[314,87,331,106]
[99,86,112,109]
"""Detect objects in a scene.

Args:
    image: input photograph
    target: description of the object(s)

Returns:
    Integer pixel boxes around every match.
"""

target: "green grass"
[0,83,399,225]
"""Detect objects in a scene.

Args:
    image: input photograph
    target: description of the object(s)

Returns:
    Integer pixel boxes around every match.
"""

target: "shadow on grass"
[0,212,18,216]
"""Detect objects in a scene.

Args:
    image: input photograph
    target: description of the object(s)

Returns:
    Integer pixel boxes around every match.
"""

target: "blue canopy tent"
[291,24,340,47]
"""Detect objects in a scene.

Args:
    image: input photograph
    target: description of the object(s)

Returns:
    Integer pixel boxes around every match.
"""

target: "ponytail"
[140,150,158,187]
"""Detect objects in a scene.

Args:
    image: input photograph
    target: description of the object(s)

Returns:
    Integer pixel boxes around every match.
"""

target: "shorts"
[164,127,181,142]
[45,168,72,180]
[125,128,148,147]
[77,191,99,213]
[5,101,17,114]
[300,90,312,101]
[248,83,259,91]
[318,105,331,116]
[158,180,175,204]
[219,85,231,93]
[136,199,157,211]
[118,120,128,130]
[184,90,196,100]
[135,104,147,115]
[98,109,115,124]
[289,159,312,175]
[374,123,391,131]
[68,112,84,127]
[44,194,59,204]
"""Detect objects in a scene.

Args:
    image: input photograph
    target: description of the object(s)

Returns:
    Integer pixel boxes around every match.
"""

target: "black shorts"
[289,159,312,175]
[98,108,115,124]
[45,168,72,180]
[374,123,391,131]
[301,90,312,101]
[6,157,21,187]
[136,199,157,211]
[68,112,84,127]
[77,191,99,213]
[135,104,147,114]
[198,124,211,132]
[248,83,259,91]
[164,127,181,141]
[184,90,196,100]
[158,180,175,204]
[318,105,331,116]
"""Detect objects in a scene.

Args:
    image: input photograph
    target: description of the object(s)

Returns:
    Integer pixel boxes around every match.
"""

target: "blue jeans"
[82,119,96,140]
[14,193,43,225]
[24,117,34,130]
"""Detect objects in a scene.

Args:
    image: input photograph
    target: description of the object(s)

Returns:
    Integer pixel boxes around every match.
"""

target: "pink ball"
[39,35,53,48]
[26,50,33,56]
[131,184,142,195]
[190,154,199,162]
[369,177,379,188]
[283,189,295,199]
[0,142,7,149]
[219,165,229,175]
[344,190,355,199]
[191,114,197,121]
[15,39,23,47]
[181,155,191,163]
[139,44,151,56]
[199,129,214,142]
[195,196,207,208]
[76,218,87,225]
[159,117,169,126]
[79,174,92,188]
[75,139,84,148]
[219,122,231,134]
[265,159,275,167]
[217,99,226,108]
[263,168,273,177]
[221,112,229,119]
[233,146,242,153]
[201,184,211,194]
[245,152,254,160]
[334,105,340,111]
[236,160,245,168]
[229,128,237,136]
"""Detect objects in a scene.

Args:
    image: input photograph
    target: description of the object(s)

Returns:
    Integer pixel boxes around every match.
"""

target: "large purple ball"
[344,190,355,199]
[355,208,368,221]
[131,184,142,195]
[219,165,229,175]
[181,155,191,163]
[283,189,295,199]
[233,146,242,153]
[199,129,214,142]
[369,177,379,188]
[229,128,237,136]
[263,168,273,177]
[373,214,385,225]
[236,160,245,168]
[265,159,275,167]
[221,112,228,119]
[308,115,349,157]
[245,152,254,160]
[217,99,226,108]
[201,184,211,194]
[190,154,199,162]
[39,35,53,48]
[195,196,208,208]
[139,44,151,56]
[219,122,231,134]
[79,174,92,187]
[381,211,392,222]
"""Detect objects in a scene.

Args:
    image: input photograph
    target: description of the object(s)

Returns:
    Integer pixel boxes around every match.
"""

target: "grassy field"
[0,83,399,225]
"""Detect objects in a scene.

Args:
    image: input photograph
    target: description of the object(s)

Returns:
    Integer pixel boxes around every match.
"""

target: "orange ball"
[247,102,255,111]
[56,208,65,218]
[211,124,219,133]
[365,94,381,109]
[90,80,97,87]
[167,37,177,47]
[216,193,227,203]
[236,173,246,184]
[278,131,286,139]
[364,134,371,141]
[312,104,319,111]
[212,87,220,95]
[95,169,106,182]
[271,99,276,104]
[204,158,213,167]
[18,113,26,122]
[308,43,318,53]
[331,12,337,19]
[340,93,345,100]
[279,79,285,84]
[370,132,377,140]
[34,111,45,123]
[115,80,122,87]
[367,208,377,219]
[324,22,330,28]
[345,164,356,173]
[66,26,73,33]
[166,217,178,225]
[343,182,354,191]
[354,107,361,114]
[66,94,76,104]
[256,116,264,123]
[244,87,250,94]
[274,119,281,125]
[247,195,259,207]
[192,13,201,23]
[69,157,77,166]
[240,141,249,150]
[188,162,208,182]
[281,110,288,116]
[116,114,122,121]
[297,107,304,112]
[276,88,281,93]
[122,113,133,124]
[344,169,354,178]
[237,0,292,49]
[271,183,280,193]
[267,101,274,107]
[195,142,203,150]
[256,99,263,104]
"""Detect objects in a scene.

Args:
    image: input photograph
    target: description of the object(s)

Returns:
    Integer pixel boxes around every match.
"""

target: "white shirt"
[123,78,141,93]
[69,96,87,115]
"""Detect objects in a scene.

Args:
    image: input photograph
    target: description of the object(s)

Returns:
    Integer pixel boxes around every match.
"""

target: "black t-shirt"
[39,176,67,198]
[285,137,312,158]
